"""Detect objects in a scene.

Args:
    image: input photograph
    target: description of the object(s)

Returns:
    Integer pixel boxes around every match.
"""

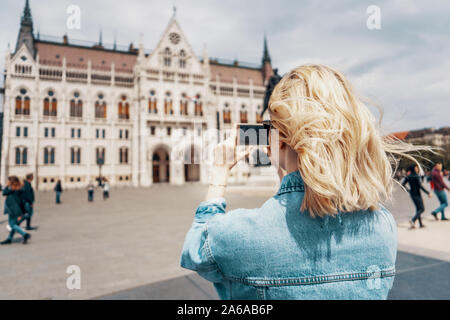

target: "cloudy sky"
[0,0,449,133]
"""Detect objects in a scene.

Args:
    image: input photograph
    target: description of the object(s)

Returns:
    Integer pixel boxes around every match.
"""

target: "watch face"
[169,32,180,45]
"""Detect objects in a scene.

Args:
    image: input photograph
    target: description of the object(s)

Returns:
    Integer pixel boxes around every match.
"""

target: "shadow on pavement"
[98,273,219,300]
[98,251,450,300]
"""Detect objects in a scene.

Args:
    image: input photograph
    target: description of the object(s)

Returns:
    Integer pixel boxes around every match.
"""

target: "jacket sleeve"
[433,172,448,190]
[2,187,13,196]
[419,180,430,195]
[180,197,226,283]
[31,186,35,203]
[401,177,410,191]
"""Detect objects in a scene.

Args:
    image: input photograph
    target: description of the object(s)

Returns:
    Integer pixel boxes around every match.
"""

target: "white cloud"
[0,0,449,132]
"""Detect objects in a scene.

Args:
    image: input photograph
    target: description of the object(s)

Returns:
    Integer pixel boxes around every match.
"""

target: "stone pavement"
[0,183,449,300]
[98,250,450,300]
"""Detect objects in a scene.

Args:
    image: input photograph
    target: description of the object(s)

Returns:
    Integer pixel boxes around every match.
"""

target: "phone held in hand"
[237,124,269,146]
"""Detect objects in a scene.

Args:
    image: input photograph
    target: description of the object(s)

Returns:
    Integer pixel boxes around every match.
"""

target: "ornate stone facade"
[1,1,274,190]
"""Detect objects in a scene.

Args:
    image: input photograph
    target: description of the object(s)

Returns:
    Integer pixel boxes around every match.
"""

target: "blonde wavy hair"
[269,64,429,217]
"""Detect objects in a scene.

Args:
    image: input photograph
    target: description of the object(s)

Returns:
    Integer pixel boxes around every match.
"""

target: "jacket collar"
[277,170,305,195]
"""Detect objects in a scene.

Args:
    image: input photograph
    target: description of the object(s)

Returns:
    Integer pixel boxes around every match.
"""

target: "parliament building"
[1,1,275,190]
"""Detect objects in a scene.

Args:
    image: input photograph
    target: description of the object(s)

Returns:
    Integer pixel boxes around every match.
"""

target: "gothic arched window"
[240,104,248,123]
[118,95,130,120]
[164,92,173,115]
[44,147,55,165]
[148,90,158,114]
[194,94,203,116]
[43,90,57,117]
[15,88,30,115]
[96,147,106,164]
[163,47,172,67]
[223,103,231,124]
[70,91,83,118]
[71,147,81,164]
[15,146,28,165]
[180,93,188,115]
[119,147,129,164]
[179,50,186,69]
[95,93,107,119]
[256,105,263,123]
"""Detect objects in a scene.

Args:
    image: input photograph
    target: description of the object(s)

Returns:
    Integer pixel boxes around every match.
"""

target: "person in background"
[430,162,449,221]
[402,165,432,229]
[1,176,31,245]
[20,173,37,231]
[87,181,95,202]
[54,180,63,204]
[102,179,110,200]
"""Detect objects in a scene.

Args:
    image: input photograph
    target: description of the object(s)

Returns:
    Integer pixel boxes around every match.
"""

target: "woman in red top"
[430,162,450,220]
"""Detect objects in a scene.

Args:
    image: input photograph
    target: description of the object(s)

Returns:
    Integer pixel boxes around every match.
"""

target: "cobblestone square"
[0,183,449,299]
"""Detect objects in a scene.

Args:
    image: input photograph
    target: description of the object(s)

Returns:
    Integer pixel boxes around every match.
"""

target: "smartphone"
[237,124,269,146]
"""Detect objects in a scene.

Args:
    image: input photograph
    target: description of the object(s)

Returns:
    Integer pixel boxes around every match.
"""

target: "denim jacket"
[180,171,397,300]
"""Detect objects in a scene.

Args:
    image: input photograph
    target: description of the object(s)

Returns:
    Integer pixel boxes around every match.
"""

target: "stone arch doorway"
[152,148,170,183]
[184,144,200,182]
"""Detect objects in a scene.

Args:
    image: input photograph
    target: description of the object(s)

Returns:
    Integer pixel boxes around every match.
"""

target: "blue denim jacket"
[181,171,397,300]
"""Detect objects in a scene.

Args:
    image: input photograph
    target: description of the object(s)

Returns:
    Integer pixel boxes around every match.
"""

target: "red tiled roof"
[210,62,264,86]
[34,41,265,84]
[388,131,409,141]
[35,41,137,73]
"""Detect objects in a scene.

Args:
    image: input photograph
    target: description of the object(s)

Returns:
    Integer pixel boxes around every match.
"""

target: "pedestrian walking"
[1,176,31,245]
[430,162,449,220]
[402,165,432,229]
[102,179,110,200]
[19,173,37,230]
[87,181,95,202]
[54,180,63,204]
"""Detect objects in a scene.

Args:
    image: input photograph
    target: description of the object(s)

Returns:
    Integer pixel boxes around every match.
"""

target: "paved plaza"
[0,182,449,300]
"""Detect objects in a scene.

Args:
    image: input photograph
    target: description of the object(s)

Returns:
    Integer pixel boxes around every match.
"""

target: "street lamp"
[97,156,104,186]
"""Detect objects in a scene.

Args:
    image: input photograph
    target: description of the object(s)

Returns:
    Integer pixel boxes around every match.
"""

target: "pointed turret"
[99,29,103,46]
[15,0,35,57]
[22,0,33,27]
[261,35,273,84]
[202,44,210,72]
[262,35,271,65]
[137,33,145,64]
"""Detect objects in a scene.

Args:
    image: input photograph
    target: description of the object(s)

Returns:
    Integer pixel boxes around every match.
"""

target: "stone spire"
[262,35,271,64]
[172,5,177,19]
[261,35,273,84]
[22,0,33,27]
[202,43,210,74]
[15,0,35,56]
[137,33,145,64]
[99,29,103,46]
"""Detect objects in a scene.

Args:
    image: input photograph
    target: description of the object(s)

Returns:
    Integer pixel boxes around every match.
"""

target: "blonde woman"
[181,65,424,300]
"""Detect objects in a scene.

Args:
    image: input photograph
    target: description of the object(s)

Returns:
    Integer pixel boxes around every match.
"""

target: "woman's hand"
[206,132,252,200]
[212,132,248,170]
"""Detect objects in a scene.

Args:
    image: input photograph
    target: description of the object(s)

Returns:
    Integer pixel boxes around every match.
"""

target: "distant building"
[390,127,450,146]
[2,1,275,190]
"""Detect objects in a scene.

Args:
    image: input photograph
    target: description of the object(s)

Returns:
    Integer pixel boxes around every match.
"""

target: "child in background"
[1,176,31,245]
